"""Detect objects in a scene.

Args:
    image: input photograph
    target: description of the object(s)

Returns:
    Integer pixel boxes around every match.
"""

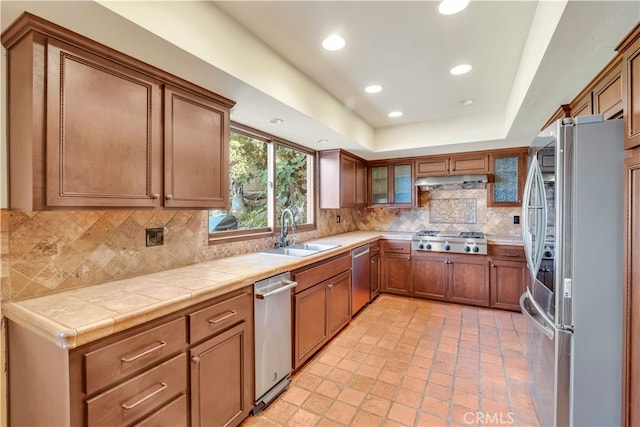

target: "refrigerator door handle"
[520,291,555,340]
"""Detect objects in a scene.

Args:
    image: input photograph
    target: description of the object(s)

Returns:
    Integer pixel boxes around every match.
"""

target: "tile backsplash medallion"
[0,189,518,301]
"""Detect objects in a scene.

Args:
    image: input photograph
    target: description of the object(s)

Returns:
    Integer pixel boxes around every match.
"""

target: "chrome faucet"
[277,208,297,247]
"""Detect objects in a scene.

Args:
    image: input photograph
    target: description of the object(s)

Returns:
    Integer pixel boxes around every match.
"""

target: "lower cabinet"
[7,286,254,427]
[370,241,381,300]
[488,245,528,311]
[412,253,448,301]
[190,322,252,427]
[381,240,411,296]
[292,253,352,370]
[490,259,528,311]
[412,252,489,307]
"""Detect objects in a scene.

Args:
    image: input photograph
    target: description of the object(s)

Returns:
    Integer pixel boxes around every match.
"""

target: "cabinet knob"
[192,356,200,364]
[166,194,174,200]
[327,283,334,289]
[491,264,496,268]
[150,193,160,200]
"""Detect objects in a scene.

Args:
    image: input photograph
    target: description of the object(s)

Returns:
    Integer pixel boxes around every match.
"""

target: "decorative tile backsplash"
[429,198,477,224]
[0,189,519,301]
[0,206,361,301]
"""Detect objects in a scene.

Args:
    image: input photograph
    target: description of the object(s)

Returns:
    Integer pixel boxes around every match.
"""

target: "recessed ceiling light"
[322,34,346,51]
[317,139,328,143]
[270,118,283,124]
[461,98,474,106]
[365,85,383,94]
[438,0,470,15]
[450,64,472,75]
[388,111,403,118]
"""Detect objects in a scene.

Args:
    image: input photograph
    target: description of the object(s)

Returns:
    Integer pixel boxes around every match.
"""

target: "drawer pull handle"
[208,310,237,324]
[502,254,521,258]
[121,382,168,410]
[390,247,404,251]
[120,341,167,363]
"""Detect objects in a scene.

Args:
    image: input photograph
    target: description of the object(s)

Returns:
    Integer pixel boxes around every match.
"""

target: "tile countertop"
[487,235,525,246]
[1,231,387,350]
[1,230,519,350]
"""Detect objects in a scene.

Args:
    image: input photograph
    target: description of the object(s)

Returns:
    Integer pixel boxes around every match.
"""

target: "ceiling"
[2,1,639,160]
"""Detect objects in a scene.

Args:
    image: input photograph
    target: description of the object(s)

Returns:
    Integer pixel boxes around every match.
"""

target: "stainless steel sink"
[290,243,340,252]
[259,247,319,257]
[259,242,341,257]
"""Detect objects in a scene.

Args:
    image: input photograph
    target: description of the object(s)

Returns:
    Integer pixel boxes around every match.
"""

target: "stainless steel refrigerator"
[520,115,624,426]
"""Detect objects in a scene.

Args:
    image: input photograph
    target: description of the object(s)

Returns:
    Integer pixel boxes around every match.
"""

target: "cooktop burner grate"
[458,231,485,239]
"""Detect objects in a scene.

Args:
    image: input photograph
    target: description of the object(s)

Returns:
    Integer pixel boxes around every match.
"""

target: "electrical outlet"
[336,215,341,223]
[513,215,520,225]
[146,227,164,247]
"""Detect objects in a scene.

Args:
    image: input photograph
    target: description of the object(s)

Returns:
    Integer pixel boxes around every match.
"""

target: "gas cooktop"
[411,230,487,255]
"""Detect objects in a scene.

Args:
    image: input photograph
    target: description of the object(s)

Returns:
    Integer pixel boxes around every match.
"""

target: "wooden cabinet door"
[370,252,381,299]
[294,284,328,369]
[490,259,527,311]
[449,153,489,175]
[623,152,640,427]
[190,322,252,427]
[623,33,640,149]
[415,157,449,176]
[340,154,357,207]
[326,271,352,337]
[46,39,162,207]
[593,60,623,120]
[571,92,593,118]
[448,257,489,307]
[164,85,230,208]
[382,253,411,296]
[487,149,527,207]
[412,254,448,301]
[355,159,368,206]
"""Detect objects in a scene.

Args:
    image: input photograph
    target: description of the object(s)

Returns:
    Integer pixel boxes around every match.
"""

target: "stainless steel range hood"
[415,174,488,191]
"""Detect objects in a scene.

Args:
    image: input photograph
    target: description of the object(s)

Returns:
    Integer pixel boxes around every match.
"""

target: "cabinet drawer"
[132,394,188,427]
[293,252,351,294]
[488,245,525,261]
[86,354,187,427]
[189,291,251,343]
[84,318,186,395]
[382,240,411,254]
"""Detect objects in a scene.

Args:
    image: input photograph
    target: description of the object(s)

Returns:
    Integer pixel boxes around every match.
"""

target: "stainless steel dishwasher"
[253,272,297,414]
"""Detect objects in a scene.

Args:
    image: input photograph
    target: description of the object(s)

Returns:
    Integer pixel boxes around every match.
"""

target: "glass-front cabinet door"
[488,149,527,207]
[393,164,412,204]
[369,163,414,207]
[371,166,389,204]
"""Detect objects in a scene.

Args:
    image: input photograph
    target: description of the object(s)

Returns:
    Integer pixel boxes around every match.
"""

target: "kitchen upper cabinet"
[571,92,593,118]
[1,13,235,210]
[621,24,640,149]
[415,153,489,177]
[369,162,414,207]
[49,40,164,207]
[164,86,229,208]
[381,240,411,296]
[487,148,527,207]
[593,58,623,120]
[319,150,368,208]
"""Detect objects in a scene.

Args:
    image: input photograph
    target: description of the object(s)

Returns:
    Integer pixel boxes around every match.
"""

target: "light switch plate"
[146,227,164,247]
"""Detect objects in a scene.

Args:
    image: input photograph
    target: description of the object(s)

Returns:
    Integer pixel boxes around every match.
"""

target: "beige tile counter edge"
[2,231,389,349]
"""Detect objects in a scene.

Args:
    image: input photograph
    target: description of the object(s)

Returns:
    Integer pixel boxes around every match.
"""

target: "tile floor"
[243,294,539,427]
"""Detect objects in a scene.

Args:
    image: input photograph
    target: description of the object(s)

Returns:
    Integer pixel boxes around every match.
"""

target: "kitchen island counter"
[2,231,392,349]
